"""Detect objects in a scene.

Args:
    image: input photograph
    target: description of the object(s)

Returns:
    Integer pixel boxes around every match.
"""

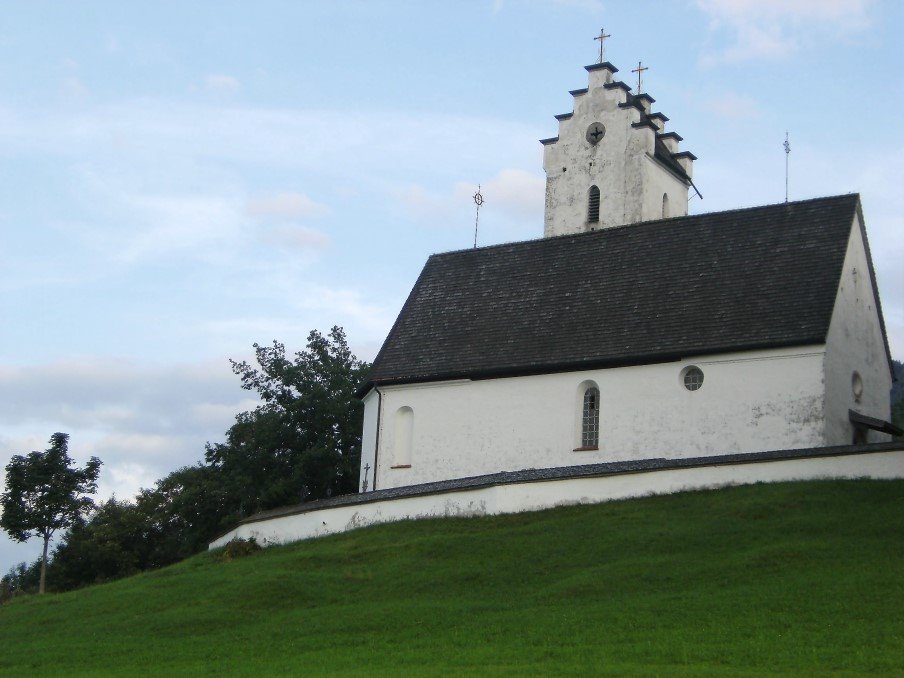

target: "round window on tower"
[586,122,606,145]
[852,371,863,403]
[681,366,704,391]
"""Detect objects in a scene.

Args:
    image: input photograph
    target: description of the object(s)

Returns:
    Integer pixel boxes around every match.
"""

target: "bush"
[219,538,261,562]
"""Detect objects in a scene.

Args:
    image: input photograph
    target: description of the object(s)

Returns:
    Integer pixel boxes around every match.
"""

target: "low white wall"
[210,448,903,550]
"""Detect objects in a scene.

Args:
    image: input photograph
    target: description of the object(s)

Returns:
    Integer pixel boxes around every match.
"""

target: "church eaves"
[359,194,881,395]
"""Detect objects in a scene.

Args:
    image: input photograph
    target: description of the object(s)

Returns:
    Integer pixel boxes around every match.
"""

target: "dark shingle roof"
[363,194,872,392]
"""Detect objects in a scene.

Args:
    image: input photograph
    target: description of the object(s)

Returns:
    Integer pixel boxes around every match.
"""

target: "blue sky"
[1,0,902,569]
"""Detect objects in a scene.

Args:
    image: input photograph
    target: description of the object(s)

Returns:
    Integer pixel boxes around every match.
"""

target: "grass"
[1,479,902,676]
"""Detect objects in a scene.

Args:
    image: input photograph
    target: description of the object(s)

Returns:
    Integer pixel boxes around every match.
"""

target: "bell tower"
[540,59,698,237]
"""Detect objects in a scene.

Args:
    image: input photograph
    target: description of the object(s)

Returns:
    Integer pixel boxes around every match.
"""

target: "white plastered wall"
[823,213,893,444]
[364,346,827,490]
[214,449,904,550]
[542,67,689,236]
[641,154,690,220]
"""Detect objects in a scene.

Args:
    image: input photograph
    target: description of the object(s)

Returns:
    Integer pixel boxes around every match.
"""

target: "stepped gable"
[541,60,699,235]
[362,194,863,392]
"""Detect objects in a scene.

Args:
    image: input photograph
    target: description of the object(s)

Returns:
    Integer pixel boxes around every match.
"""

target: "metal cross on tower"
[784,131,791,203]
[594,28,611,63]
[473,184,484,248]
[631,61,648,93]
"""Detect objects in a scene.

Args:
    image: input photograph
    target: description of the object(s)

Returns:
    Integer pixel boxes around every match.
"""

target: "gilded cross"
[632,61,648,94]
[594,28,611,63]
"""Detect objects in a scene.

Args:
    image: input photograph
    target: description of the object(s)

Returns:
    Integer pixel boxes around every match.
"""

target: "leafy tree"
[47,498,149,590]
[206,326,369,515]
[0,433,101,593]
[49,465,232,590]
[134,464,232,567]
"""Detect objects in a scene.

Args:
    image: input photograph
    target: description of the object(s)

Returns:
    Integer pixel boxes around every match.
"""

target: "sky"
[1,0,902,570]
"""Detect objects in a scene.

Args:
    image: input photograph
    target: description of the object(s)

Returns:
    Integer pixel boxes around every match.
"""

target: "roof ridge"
[429,193,860,259]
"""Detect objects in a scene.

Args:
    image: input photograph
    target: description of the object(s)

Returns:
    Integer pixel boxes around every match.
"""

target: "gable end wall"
[824,213,893,444]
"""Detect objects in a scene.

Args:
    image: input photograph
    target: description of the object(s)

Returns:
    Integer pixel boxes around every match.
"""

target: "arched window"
[581,386,600,448]
[662,193,669,218]
[588,185,600,224]
[392,406,414,468]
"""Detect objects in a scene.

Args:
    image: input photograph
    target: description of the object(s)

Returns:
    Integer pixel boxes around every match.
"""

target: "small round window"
[682,366,704,391]
[852,371,863,402]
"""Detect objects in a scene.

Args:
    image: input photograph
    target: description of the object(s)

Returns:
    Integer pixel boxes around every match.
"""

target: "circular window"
[852,371,863,402]
[682,366,704,391]
[586,122,606,145]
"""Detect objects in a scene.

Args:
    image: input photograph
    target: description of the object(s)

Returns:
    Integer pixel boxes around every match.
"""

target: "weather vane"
[784,131,791,203]
[594,28,611,63]
[473,184,484,248]
[632,61,648,93]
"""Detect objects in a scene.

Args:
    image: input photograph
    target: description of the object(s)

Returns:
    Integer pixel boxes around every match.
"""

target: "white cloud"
[704,92,762,120]
[0,358,254,503]
[696,0,875,63]
[247,191,329,219]
[455,169,545,222]
[394,168,544,234]
[296,285,395,336]
[264,224,331,251]
[205,74,241,94]
[67,164,248,265]
[106,461,159,499]
[550,0,604,11]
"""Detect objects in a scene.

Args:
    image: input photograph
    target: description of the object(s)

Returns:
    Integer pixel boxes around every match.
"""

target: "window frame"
[576,385,601,450]
[588,185,600,224]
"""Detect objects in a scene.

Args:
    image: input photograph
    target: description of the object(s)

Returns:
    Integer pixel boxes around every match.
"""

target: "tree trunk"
[39,534,49,595]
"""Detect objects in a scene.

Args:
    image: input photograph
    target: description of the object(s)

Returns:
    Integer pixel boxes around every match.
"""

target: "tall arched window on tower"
[581,386,600,448]
[588,185,600,224]
[662,193,670,218]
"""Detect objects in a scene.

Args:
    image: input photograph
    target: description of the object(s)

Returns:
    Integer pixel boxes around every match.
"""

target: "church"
[355,55,898,494]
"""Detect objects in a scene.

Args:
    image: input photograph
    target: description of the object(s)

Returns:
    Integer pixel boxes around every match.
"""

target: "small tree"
[0,433,101,594]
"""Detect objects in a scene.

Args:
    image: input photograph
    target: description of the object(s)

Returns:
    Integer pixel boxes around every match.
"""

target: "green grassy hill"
[1,479,902,676]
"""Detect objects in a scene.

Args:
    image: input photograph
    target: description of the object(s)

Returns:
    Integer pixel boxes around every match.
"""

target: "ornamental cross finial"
[473,185,484,248]
[594,28,611,63]
[784,131,791,203]
[632,60,648,94]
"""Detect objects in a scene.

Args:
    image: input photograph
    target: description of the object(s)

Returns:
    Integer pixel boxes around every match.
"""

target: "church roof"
[361,194,882,393]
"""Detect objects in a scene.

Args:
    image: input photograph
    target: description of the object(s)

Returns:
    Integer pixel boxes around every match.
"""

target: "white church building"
[211,54,901,551]
[355,59,898,493]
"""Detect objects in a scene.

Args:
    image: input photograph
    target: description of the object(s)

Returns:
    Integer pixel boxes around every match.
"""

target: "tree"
[134,464,232,567]
[0,560,41,601]
[206,327,369,515]
[0,433,101,594]
[47,466,231,591]
[47,498,149,590]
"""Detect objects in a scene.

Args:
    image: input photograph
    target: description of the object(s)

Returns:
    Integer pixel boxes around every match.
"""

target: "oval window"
[682,366,704,391]
[852,371,863,402]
